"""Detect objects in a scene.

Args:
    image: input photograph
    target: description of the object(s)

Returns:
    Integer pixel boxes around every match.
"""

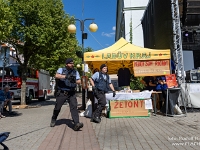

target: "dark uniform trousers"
[53,91,79,124]
[94,91,107,117]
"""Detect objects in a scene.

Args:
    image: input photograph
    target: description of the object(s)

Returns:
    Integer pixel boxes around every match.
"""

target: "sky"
[62,0,117,51]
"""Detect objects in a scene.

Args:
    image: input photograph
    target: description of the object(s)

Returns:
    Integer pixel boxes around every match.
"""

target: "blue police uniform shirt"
[156,76,168,91]
[92,72,111,84]
[57,68,80,80]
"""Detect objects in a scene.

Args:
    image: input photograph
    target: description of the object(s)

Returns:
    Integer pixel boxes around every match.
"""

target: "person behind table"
[141,76,149,90]
[149,76,157,91]
[50,58,83,131]
[89,64,116,123]
[155,76,167,111]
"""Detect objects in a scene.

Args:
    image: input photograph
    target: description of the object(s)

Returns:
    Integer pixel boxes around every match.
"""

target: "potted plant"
[130,75,146,92]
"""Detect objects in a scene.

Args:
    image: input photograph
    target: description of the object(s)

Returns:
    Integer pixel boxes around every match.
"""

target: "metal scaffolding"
[171,0,185,85]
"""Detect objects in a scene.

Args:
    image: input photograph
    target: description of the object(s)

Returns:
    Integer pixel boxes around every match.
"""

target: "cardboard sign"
[133,60,170,76]
[109,100,149,118]
[165,74,178,88]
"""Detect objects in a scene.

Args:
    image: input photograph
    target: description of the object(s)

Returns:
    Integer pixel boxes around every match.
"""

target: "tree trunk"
[20,80,27,105]
[20,69,27,105]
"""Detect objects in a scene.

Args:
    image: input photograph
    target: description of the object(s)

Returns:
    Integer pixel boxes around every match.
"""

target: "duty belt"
[97,90,105,94]
[58,90,68,95]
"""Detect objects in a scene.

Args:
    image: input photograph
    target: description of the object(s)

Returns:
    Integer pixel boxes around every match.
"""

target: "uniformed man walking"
[89,64,116,123]
[50,58,83,131]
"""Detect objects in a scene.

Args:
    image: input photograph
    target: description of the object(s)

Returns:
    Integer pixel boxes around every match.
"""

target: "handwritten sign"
[133,60,170,76]
[109,100,149,118]
[145,99,153,109]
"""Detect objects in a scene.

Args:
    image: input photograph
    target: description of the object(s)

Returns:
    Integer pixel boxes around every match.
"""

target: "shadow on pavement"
[5,126,49,142]
[48,95,56,99]
[2,111,22,118]
[186,108,200,113]
[55,119,75,130]
[28,100,56,107]
[11,93,82,108]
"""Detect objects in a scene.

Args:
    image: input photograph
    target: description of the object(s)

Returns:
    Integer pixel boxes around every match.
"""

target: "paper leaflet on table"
[145,99,153,109]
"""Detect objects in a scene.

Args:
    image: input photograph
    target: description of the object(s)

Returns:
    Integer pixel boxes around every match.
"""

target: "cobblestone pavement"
[38,93,100,150]
[92,111,200,150]
[1,93,200,150]
[0,95,66,150]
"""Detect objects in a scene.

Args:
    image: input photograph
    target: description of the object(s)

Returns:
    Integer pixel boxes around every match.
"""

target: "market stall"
[84,37,171,75]
[84,38,171,118]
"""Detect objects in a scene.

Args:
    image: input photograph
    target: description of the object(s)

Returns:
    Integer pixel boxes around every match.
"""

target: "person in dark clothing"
[141,76,150,90]
[149,76,157,91]
[156,76,168,111]
[141,76,157,91]
[89,64,116,123]
[50,58,83,131]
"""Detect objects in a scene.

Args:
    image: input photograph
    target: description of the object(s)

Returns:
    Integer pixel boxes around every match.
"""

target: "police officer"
[89,64,116,123]
[50,58,83,131]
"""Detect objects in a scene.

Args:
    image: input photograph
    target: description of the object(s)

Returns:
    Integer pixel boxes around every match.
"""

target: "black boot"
[91,110,101,123]
[73,122,84,131]
[50,110,60,127]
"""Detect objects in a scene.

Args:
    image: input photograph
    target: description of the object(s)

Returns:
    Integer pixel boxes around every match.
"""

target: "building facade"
[116,0,149,47]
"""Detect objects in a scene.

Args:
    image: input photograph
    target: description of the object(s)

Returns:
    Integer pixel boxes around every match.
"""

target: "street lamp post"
[68,19,98,110]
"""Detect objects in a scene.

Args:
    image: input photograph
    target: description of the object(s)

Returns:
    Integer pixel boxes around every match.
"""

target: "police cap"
[66,58,73,64]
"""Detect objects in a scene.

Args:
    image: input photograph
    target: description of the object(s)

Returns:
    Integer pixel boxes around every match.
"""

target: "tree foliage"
[0,0,13,41]
[32,44,94,76]
[0,0,78,104]
[0,0,95,104]
[8,0,77,67]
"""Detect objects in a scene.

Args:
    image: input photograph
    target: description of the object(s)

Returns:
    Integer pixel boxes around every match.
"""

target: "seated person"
[155,76,168,111]
[3,85,14,115]
[0,91,6,118]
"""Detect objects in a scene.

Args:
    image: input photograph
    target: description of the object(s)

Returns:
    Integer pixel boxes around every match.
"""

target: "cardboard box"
[109,100,150,118]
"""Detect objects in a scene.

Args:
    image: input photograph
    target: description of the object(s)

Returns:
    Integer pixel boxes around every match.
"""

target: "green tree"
[84,47,93,52]
[2,0,77,105]
[30,41,82,77]
[0,0,13,41]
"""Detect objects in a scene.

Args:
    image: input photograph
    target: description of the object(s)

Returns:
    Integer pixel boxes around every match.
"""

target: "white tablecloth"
[106,91,152,100]
[105,91,152,106]
[94,91,153,106]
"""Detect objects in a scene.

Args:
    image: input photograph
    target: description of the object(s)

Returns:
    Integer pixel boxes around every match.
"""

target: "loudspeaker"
[182,0,200,26]
[186,69,200,82]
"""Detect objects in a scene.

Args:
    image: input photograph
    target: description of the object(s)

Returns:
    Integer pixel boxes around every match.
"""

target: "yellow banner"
[84,51,170,61]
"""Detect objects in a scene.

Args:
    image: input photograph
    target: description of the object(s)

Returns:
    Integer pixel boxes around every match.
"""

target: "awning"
[84,38,170,74]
